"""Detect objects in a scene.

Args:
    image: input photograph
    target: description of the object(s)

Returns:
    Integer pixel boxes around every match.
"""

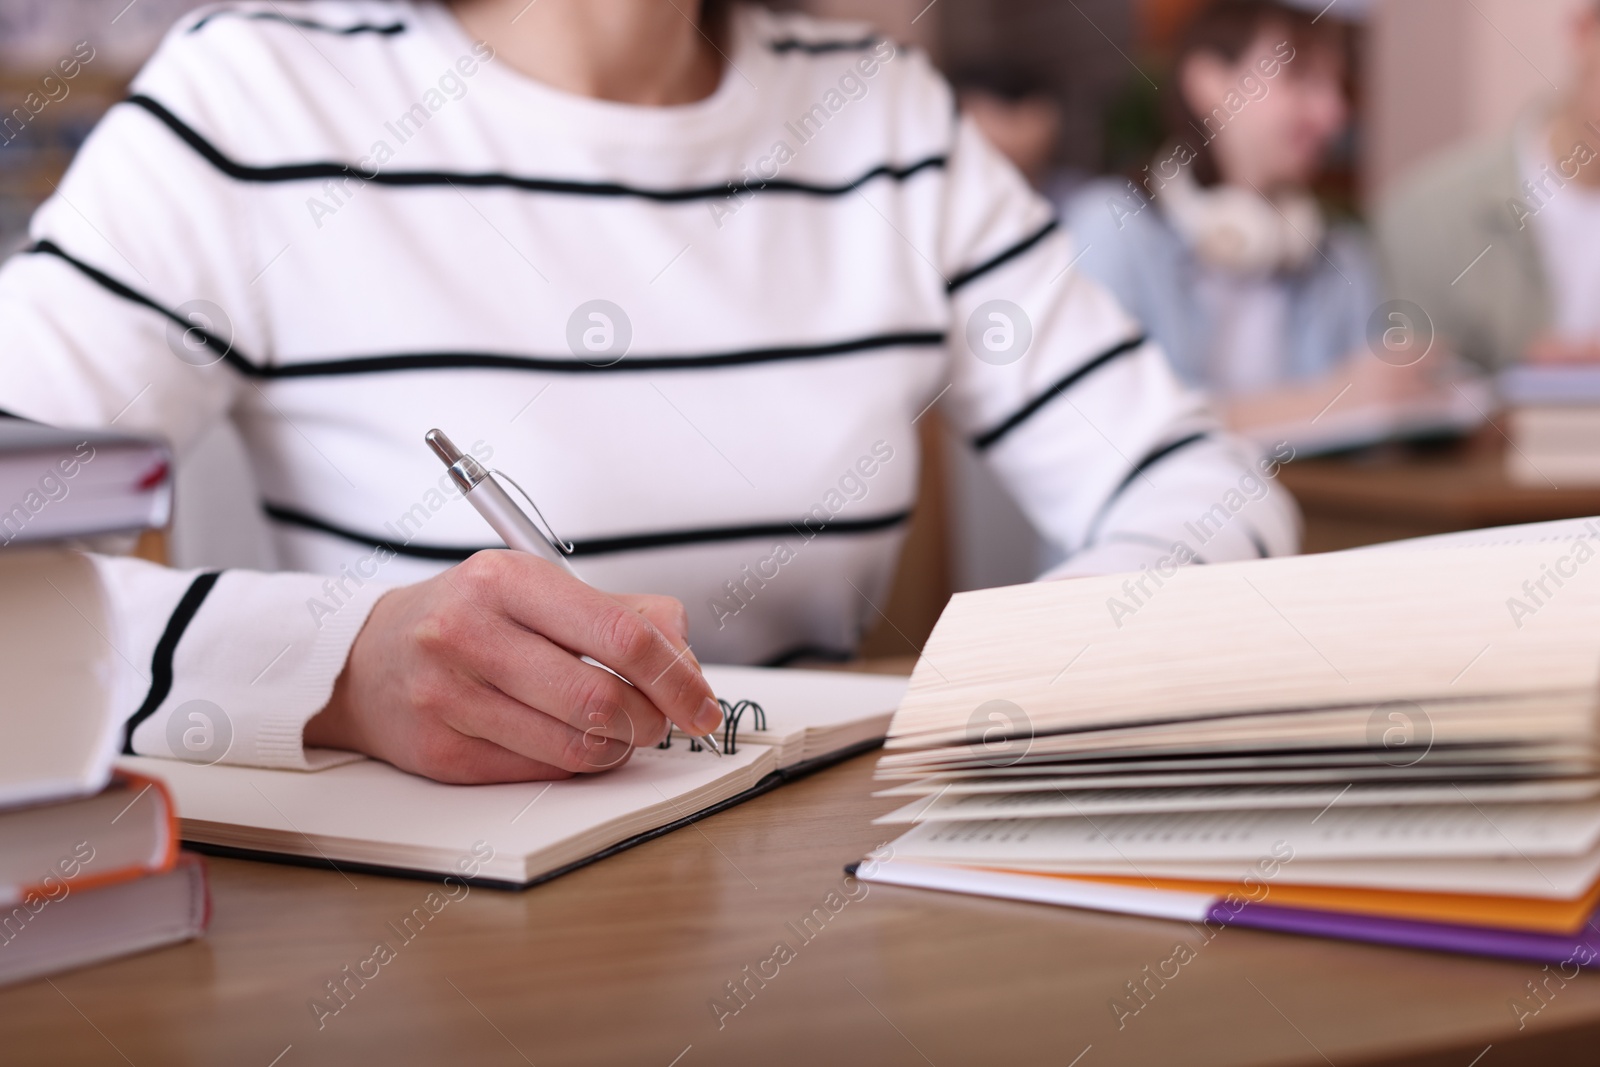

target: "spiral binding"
[656,697,768,755]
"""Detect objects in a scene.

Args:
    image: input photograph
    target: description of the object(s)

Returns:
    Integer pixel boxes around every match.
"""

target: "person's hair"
[702,0,734,41]
[1161,0,1344,187]
[946,63,1051,104]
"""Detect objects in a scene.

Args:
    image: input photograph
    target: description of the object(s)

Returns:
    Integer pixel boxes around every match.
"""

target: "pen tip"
[425,429,463,465]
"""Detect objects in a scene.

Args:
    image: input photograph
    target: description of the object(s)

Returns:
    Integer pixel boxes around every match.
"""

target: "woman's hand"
[1338,346,1442,408]
[1222,348,1451,437]
[1524,332,1600,365]
[304,550,722,784]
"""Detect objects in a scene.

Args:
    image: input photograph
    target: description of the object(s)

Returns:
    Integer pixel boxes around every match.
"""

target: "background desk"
[1279,435,1600,554]
[870,430,1600,659]
[6,680,1600,1065]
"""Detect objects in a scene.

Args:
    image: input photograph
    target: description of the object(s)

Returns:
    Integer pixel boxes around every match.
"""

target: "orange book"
[2,771,179,908]
[1053,869,1600,936]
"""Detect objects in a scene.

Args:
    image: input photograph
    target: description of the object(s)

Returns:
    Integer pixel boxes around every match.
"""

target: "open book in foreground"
[123,666,906,889]
[857,517,1600,965]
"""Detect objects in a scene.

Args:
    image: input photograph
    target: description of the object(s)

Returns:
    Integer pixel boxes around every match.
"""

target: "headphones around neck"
[1155,164,1325,274]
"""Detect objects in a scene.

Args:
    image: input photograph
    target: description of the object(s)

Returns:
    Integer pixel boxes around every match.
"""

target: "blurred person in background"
[1379,0,1600,372]
[1066,0,1464,452]
[950,65,1085,208]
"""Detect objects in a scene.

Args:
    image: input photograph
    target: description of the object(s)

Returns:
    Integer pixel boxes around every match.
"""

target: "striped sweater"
[0,0,1298,770]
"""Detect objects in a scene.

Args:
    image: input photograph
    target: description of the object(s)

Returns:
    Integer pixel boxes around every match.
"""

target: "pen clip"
[489,468,575,556]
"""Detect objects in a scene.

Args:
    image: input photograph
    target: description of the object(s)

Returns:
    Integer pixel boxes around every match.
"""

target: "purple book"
[1219,900,1600,966]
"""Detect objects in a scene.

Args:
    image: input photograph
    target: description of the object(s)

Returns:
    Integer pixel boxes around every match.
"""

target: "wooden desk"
[1278,435,1600,553]
[6,753,1600,1064]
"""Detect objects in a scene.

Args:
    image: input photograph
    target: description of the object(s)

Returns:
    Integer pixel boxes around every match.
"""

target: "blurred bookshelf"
[0,0,192,252]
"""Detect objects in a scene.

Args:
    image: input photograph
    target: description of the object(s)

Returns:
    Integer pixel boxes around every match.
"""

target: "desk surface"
[6,748,1600,1065]
[1279,436,1600,553]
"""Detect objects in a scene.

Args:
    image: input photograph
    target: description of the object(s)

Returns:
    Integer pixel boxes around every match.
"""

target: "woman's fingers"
[471,553,722,737]
[449,681,636,773]
[613,592,697,661]
[458,627,672,747]
[418,732,582,785]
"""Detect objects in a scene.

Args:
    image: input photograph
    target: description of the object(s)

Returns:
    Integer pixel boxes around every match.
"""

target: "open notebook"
[121,666,906,888]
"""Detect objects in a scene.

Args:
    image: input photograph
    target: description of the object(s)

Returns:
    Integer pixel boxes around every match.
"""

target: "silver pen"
[424,429,723,756]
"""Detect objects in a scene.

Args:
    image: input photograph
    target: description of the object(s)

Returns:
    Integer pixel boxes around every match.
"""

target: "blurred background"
[3,0,1564,242]
[5,0,1598,653]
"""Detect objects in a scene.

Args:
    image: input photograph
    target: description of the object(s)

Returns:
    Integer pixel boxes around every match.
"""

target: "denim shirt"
[1061,177,1381,391]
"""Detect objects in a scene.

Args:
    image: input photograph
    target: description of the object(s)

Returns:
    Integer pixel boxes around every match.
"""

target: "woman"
[0,0,1294,783]
[1067,0,1457,450]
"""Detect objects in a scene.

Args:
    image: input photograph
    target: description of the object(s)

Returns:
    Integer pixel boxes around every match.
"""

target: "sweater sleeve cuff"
[249,571,387,770]
[95,554,391,771]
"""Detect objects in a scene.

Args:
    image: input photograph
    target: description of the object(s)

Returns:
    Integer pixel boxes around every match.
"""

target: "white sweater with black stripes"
[0,0,1298,770]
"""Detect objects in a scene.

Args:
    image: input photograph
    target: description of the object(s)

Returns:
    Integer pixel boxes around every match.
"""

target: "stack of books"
[858,521,1600,965]
[1500,366,1600,486]
[0,418,206,988]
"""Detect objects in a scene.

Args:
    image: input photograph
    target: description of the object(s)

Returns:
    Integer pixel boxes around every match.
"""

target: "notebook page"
[122,742,773,882]
[1359,516,1600,553]
[883,801,1600,864]
[874,763,1593,788]
[877,694,1590,771]
[890,743,1586,774]
[888,543,1600,746]
[874,779,1600,822]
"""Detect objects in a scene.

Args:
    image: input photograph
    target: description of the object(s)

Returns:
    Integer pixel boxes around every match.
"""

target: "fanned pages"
[863,525,1600,965]
[880,803,1600,865]
[872,779,1600,821]
[887,543,1600,752]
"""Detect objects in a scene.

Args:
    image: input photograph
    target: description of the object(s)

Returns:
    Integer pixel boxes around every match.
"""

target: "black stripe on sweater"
[27,240,251,375]
[1244,524,1270,558]
[1105,432,1212,506]
[26,238,945,378]
[266,502,483,561]
[188,9,407,35]
[260,331,946,378]
[971,334,1147,451]
[123,571,222,755]
[767,36,882,54]
[946,218,1059,293]
[1087,532,1214,567]
[124,94,946,201]
[264,503,913,561]
[761,643,855,667]
[1083,431,1212,544]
